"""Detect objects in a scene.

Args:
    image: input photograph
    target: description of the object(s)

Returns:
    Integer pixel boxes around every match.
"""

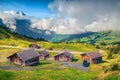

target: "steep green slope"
[0,26,11,39]
[0,26,37,47]
[0,25,36,41]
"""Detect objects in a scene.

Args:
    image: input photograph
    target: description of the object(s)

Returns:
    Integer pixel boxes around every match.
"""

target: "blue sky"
[0,0,54,18]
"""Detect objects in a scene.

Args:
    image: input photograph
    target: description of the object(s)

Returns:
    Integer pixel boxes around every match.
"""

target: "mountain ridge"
[1,23,120,44]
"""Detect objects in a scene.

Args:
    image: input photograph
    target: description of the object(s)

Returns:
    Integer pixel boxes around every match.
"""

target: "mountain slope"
[0,25,42,47]
[0,11,120,42]
[0,16,120,43]
[0,25,36,41]
[0,17,96,42]
[68,31,120,44]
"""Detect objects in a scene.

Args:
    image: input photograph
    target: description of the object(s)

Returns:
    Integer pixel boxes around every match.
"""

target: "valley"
[0,26,120,80]
[0,0,120,80]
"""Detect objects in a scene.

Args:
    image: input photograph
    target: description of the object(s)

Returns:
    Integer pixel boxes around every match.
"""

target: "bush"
[95,45,100,49]
[107,53,113,59]
[110,63,120,71]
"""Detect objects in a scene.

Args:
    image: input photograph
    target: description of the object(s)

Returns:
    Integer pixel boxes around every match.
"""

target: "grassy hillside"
[0,25,120,80]
[0,47,120,80]
[0,26,36,40]
[0,25,96,51]
[70,31,120,45]
[0,26,37,47]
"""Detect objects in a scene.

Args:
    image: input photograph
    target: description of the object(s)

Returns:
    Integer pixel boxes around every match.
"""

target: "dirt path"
[0,45,84,54]
[60,62,89,72]
[46,50,84,54]
[0,45,22,49]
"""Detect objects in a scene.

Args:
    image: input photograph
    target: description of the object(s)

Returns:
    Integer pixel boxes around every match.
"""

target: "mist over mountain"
[0,0,120,42]
[0,9,119,42]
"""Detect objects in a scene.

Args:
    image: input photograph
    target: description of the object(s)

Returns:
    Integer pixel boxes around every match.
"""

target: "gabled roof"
[8,49,40,61]
[86,52,102,59]
[54,50,73,58]
[29,44,38,46]
[29,44,41,48]
[39,50,49,56]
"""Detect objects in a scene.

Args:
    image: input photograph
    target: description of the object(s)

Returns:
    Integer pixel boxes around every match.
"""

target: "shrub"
[107,52,113,59]
[110,63,120,71]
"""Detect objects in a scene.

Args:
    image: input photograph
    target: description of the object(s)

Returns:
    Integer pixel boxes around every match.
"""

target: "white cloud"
[0,0,120,35]
[0,10,16,31]
[48,0,120,34]
[45,31,51,35]
[85,13,120,32]
[0,10,28,31]
[30,18,51,30]
[4,10,16,14]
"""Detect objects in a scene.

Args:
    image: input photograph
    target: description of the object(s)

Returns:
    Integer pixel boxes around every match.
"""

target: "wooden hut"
[54,51,73,62]
[48,47,53,50]
[80,52,102,64]
[39,50,49,60]
[7,49,40,66]
[29,44,41,49]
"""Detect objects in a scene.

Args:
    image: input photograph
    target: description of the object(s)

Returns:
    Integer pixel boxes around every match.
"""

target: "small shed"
[39,50,49,60]
[48,47,53,50]
[80,52,102,64]
[54,51,73,62]
[29,44,41,49]
[7,49,40,66]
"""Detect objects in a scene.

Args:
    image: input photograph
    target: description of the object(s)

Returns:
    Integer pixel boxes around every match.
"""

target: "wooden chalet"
[54,51,73,62]
[7,49,40,66]
[29,44,41,49]
[80,52,102,64]
[39,50,49,60]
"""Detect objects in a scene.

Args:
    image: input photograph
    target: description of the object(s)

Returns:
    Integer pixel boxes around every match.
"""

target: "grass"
[0,47,120,80]
[104,71,120,80]
[0,39,96,52]
[0,47,101,80]
[0,61,100,80]
[0,39,119,80]
[49,52,58,56]
[0,24,120,80]
[0,48,21,62]
[0,70,15,80]
[0,39,31,47]
[36,42,96,52]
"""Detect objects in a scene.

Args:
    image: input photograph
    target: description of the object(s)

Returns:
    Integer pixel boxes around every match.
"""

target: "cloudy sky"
[0,0,120,34]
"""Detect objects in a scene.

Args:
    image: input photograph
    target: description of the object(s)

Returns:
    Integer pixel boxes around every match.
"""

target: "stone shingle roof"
[39,50,49,56]
[29,44,41,49]
[54,50,73,58]
[86,52,102,59]
[8,49,40,61]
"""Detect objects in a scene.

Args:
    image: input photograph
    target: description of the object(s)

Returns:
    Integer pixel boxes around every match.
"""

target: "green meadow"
[0,26,120,80]
[0,44,120,80]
